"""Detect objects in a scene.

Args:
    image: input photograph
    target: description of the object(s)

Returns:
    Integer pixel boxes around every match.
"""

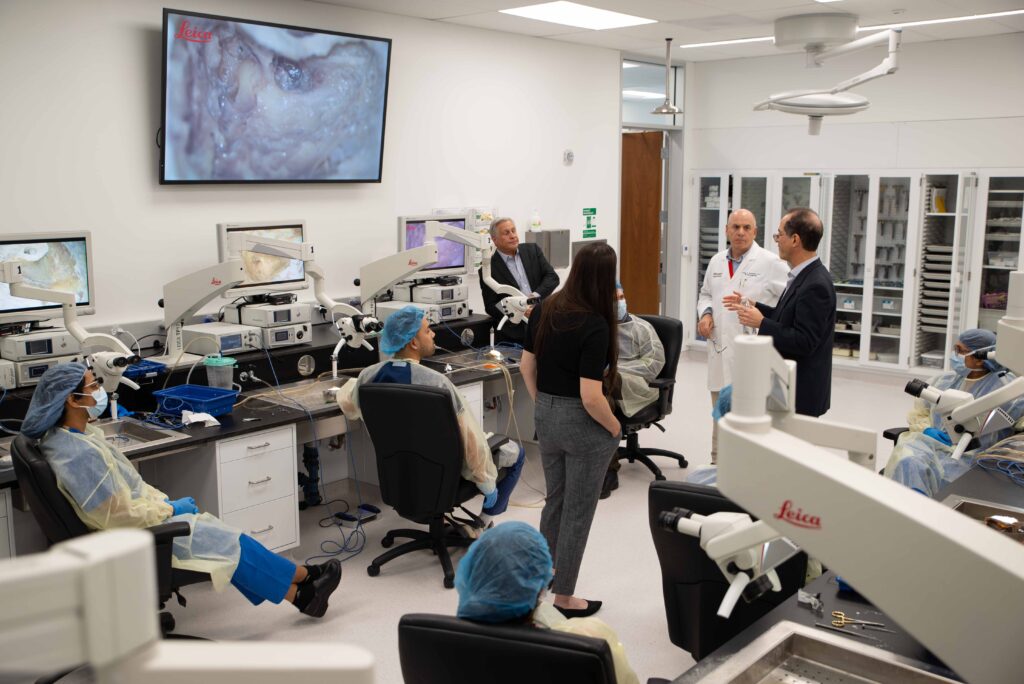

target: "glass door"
[736,175,768,248]
[977,176,1024,331]
[865,177,912,365]
[695,174,730,342]
[828,175,871,362]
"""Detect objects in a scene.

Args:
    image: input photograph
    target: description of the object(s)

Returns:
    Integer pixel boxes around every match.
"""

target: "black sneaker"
[299,559,342,618]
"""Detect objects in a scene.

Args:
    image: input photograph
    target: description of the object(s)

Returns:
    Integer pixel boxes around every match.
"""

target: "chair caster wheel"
[367,565,380,577]
[655,474,667,481]
[381,536,394,548]
[444,575,455,589]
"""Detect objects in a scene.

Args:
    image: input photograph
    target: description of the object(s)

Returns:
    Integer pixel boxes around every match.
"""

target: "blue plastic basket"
[152,384,239,418]
[123,359,167,380]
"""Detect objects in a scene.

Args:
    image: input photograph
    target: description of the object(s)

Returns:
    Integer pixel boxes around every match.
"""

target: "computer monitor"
[0,231,95,326]
[397,214,470,278]
[216,221,309,297]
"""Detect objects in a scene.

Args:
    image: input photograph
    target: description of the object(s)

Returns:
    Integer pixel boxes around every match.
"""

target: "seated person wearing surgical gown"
[885,328,1024,497]
[455,522,640,684]
[22,363,342,617]
[336,305,525,529]
[602,283,666,498]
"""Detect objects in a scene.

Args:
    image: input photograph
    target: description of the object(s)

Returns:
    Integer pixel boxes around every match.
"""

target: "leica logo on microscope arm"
[175,20,214,43]
[773,500,822,529]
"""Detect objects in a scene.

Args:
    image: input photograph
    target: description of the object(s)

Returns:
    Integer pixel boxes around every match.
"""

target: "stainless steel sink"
[251,377,350,412]
[942,494,1024,544]
[681,621,957,683]
[95,418,190,454]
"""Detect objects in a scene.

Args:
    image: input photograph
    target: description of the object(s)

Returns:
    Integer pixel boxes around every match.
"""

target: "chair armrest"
[149,521,191,545]
[488,434,511,452]
[648,378,675,390]
[882,427,909,444]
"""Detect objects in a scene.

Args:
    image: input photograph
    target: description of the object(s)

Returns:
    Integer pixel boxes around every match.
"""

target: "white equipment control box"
[15,354,85,387]
[223,302,312,328]
[181,323,259,356]
[260,323,311,349]
[0,359,16,389]
[0,330,81,362]
[375,300,468,325]
[393,283,469,305]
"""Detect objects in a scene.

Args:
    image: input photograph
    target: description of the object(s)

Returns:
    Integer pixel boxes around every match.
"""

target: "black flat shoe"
[301,559,342,618]
[554,600,602,618]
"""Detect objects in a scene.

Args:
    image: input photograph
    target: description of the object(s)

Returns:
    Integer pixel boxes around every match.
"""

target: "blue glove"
[482,489,498,510]
[923,427,953,446]
[166,497,199,516]
[712,385,733,422]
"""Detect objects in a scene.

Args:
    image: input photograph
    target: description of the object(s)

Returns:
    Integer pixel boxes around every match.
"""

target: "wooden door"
[620,131,663,314]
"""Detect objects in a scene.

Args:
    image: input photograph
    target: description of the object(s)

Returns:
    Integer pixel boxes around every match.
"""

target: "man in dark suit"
[481,217,560,344]
[726,208,835,417]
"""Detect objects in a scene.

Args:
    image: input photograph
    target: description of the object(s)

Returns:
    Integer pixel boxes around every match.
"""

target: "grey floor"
[167,351,911,683]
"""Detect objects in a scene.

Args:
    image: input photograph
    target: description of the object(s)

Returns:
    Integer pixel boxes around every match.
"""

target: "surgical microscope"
[659,270,1024,684]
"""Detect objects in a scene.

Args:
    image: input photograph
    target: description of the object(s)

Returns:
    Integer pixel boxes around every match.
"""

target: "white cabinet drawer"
[222,495,297,552]
[218,426,295,465]
[460,382,484,427]
[219,448,296,514]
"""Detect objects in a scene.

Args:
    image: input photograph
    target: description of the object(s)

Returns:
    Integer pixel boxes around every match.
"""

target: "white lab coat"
[696,242,788,391]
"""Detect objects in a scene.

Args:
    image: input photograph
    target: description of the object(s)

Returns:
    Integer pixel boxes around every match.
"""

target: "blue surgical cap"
[455,522,553,623]
[958,328,995,351]
[616,281,623,290]
[21,362,88,439]
[380,305,425,355]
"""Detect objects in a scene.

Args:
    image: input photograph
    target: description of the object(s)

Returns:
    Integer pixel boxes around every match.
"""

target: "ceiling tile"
[315,0,515,20]
[442,11,578,36]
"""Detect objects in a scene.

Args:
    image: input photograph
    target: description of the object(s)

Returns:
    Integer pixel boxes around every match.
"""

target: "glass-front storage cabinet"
[911,173,977,373]
[827,174,918,367]
[968,175,1024,332]
[736,175,769,249]
[694,174,731,342]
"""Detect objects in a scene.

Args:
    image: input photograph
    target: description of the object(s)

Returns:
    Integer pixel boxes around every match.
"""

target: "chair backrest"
[11,433,90,545]
[638,314,683,416]
[398,613,617,684]
[647,480,807,661]
[359,383,467,520]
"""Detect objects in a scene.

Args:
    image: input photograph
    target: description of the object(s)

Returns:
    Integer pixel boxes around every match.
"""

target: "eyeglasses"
[83,378,103,391]
[709,337,727,354]
[772,231,789,242]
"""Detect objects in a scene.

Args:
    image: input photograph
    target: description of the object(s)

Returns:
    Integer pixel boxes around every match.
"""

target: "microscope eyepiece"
[905,378,928,398]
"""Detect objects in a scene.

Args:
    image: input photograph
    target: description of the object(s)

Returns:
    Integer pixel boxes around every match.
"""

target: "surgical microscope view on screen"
[0,240,89,311]
[405,221,466,270]
[230,227,305,286]
[163,13,389,182]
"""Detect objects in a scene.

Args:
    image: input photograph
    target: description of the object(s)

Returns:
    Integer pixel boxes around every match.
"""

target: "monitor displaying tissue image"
[399,215,469,278]
[217,222,307,295]
[161,9,391,184]
[0,232,94,324]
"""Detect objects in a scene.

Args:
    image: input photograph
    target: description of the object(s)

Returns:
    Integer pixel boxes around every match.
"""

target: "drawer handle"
[248,476,272,486]
[251,525,275,535]
[247,442,272,450]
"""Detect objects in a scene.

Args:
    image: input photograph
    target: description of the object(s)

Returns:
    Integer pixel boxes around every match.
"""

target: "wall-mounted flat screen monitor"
[217,221,308,296]
[0,231,95,325]
[398,215,470,278]
[161,9,391,184]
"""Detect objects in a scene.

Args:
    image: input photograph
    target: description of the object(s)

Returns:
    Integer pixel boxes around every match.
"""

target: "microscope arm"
[158,260,246,360]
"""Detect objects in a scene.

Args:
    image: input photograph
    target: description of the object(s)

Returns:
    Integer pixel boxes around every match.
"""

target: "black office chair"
[648,480,808,661]
[614,315,688,480]
[11,434,207,634]
[398,613,618,684]
[360,383,482,589]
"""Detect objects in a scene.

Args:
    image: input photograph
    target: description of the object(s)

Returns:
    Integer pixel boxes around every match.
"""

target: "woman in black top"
[520,242,621,618]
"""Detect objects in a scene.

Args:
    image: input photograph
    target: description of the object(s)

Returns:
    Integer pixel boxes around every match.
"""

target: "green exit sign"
[582,229,597,238]
[582,207,597,216]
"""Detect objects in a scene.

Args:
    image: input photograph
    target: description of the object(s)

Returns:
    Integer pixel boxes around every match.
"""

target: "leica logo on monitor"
[175,20,213,43]
[773,500,821,529]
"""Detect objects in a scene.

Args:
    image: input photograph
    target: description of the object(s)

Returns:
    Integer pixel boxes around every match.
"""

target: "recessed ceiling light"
[622,89,665,100]
[859,8,1024,31]
[813,0,844,3]
[500,2,656,31]
[679,36,775,49]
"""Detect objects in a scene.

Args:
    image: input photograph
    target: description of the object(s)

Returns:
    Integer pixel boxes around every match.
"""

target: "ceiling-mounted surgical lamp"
[754,14,901,134]
[651,37,681,115]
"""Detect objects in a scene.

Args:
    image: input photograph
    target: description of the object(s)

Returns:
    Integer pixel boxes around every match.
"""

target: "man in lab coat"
[696,209,788,463]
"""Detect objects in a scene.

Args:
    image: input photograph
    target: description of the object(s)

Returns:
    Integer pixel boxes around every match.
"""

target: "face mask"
[617,299,628,320]
[949,353,967,375]
[74,387,108,419]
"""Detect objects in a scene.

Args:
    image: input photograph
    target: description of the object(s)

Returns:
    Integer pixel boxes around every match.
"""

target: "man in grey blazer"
[481,217,560,344]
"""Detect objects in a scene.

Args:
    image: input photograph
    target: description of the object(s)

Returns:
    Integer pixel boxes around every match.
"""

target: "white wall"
[685,32,1024,171]
[0,0,622,327]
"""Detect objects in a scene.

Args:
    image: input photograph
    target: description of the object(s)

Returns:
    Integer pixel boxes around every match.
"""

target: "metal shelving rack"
[828,175,871,361]
[693,174,731,343]
[969,175,1024,332]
